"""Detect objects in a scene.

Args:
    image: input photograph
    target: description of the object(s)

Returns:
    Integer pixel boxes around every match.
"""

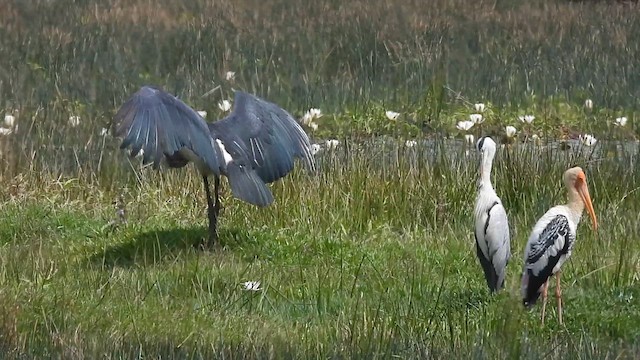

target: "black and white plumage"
[474,137,511,293]
[521,166,598,325]
[522,214,573,305]
[113,86,315,245]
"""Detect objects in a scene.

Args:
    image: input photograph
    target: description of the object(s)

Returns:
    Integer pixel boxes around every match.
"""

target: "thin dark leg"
[214,176,221,218]
[203,176,217,246]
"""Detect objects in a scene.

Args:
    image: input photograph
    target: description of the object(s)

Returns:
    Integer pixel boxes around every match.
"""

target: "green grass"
[2,0,640,147]
[2,0,640,122]
[0,141,638,358]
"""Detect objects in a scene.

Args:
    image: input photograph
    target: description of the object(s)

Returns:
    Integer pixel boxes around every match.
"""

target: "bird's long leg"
[202,176,217,246]
[541,280,549,325]
[214,176,221,217]
[556,271,563,325]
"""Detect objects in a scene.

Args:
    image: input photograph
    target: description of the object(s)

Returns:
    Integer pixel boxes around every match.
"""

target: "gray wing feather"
[210,91,316,184]
[475,234,499,292]
[475,201,511,292]
[113,86,221,174]
[484,203,511,289]
[225,162,274,207]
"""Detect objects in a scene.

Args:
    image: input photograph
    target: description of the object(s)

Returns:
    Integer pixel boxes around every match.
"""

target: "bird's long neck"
[479,153,494,188]
[566,186,585,223]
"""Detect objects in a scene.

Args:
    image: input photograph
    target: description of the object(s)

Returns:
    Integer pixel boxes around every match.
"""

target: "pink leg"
[541,280,549,325]
[556,272,563,325]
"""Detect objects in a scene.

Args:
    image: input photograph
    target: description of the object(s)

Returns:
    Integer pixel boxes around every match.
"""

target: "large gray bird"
[112,86,315,245]
[474,137,511,293]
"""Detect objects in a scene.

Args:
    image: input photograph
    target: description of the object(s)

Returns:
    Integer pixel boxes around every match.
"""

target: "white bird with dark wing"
[112,86,316,246]
[474,137,511,293]
[521,166,598,325]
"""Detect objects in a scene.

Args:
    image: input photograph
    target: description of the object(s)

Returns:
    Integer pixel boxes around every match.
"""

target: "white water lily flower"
[474,103,485,112]
[505,126,517,138]
[464,134,475,145]
[218,100,232,112]
[0,127,13,135]
[580,134,597,147]
[225,71,236,81]
[469,113,484,124]
[615,117,627,127]
[300,113,313,126]
[99,128,108,136]
[301,108,322,126]
[310,143,322,155]
[4,114,15,127]
[308,108,322,119]
[456,120,474,131]
[197,110,207,119]
[405,140,417,147]
[325,139,340,150]
[385,111,400,121]
[241,281,262,291]
[69,115,81,127]
[585,99,593,110]
[309,122,318,131]
[518,115,535,124]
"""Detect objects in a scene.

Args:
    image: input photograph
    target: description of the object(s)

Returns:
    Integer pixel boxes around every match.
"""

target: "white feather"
[215,139,233,165]
[474,137,511,290]
[474,189,511,267]
[522,205,578,277]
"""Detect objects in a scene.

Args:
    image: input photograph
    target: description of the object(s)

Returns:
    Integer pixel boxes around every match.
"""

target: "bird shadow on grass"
[87,226,259,269]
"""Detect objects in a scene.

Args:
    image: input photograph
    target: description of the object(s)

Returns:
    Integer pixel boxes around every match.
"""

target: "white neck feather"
[479,152,494,188]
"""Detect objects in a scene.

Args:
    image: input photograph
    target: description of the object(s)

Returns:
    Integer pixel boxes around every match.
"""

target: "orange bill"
[576,178,598,231]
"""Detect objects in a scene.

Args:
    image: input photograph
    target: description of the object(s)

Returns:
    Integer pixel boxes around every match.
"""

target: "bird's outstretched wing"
[210,91,316,184]
[522,214,573,306]
[113,86,221,174]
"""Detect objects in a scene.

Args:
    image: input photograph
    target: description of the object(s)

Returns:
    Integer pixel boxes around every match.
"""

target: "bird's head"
[475,136,496,155]
[476,136,496,177]
[564,167,598,231]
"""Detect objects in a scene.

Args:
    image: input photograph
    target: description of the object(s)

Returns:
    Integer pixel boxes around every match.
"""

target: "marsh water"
[0,129,637,184]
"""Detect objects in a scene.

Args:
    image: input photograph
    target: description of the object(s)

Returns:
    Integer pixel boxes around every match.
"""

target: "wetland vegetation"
[0,0,639,358]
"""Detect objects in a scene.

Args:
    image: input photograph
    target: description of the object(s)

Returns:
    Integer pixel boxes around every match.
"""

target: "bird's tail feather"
[522,272,546,308]
[226,163,274,207]
[476,240,501,293]
[484,267,500,293]
[493,269,506,293]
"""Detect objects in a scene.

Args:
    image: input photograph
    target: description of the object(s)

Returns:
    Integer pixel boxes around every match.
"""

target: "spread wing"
[113,87,315,208]
[113,86,221,174]
[210,91,316,184]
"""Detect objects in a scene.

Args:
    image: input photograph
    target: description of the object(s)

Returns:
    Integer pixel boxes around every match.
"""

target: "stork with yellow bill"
[521,166,598,325]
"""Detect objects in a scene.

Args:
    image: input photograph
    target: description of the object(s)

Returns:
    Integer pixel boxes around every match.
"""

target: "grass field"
[0,0,640,358]
[0,141,638,358]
